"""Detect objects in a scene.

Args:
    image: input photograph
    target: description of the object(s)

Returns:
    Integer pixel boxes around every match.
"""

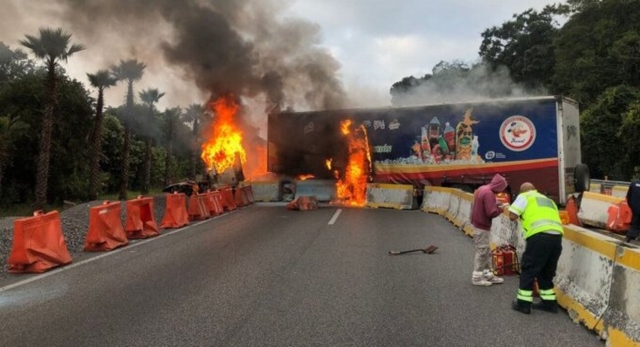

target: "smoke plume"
[390,61,547,107]
[50,0,346,113]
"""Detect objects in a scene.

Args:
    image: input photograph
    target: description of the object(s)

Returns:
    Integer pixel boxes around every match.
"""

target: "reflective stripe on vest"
[520,190,564,239]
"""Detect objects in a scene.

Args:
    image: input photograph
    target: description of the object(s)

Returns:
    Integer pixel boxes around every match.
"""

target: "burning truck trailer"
[267,96,591,207]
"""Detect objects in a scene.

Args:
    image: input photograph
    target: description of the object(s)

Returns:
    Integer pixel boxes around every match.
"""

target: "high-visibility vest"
[519,190,564,239]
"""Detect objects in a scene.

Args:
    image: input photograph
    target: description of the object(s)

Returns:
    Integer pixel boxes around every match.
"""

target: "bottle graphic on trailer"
[443,122,455,157]
[471,135,479,161]
[421,126,431,160]
[438,135,450,155]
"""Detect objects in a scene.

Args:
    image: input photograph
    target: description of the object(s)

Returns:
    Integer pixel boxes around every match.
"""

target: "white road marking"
[0,211,235,293]
[328,209,342,225]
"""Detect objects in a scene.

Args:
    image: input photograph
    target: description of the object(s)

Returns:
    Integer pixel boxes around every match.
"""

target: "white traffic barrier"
[294,179,336,202]
[421,186,453,215]
[445,190,462,226]
[248,181,280,202]
[490,211,526,257]
[611,185,629,199]
[457,192,474,236]
[421,188,640,345]
[578,192,623,229]
[365,183,416,210]
[555,225,615,341]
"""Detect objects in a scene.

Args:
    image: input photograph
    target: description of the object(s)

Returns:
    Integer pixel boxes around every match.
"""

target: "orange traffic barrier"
[565,195,582,226]
[606,200,632,234]
[220,187,237,211]
[234,186,250,207]
[84,201,129,251]
[161,193,190,229]
[211,191,225,215]
[125,196,160,239]
[188,193,211,221]
[205,191,224,216]
[8,210,72,273]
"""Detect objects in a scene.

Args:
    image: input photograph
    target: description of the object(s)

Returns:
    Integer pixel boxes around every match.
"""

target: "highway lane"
[0,205,603,346]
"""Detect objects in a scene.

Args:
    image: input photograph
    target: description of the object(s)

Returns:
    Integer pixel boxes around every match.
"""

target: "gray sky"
[287,0,554,105]
[1,0,554,127]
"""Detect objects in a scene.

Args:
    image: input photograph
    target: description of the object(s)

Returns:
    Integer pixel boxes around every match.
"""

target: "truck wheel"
[574,163,590,193]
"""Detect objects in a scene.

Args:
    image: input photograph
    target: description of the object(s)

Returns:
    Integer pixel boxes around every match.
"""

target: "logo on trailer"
[500,115,536,152]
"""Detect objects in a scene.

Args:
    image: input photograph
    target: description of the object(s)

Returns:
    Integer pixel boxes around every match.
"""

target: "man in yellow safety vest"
[508,182,564,314]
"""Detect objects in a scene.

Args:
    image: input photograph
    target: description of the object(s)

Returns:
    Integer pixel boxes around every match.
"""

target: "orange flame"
[297,174,315,181]
[334,119,371,207]
[325,159,333,170]
[201,95,247,174]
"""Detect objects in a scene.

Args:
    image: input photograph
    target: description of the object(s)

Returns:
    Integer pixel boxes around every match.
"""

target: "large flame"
[201,95,246,174]
[334,119,372,207]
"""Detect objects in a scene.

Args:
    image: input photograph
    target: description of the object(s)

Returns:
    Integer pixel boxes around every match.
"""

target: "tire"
[574,163,590,193]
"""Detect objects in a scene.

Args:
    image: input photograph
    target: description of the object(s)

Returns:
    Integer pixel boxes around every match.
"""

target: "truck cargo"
[267,96,589,205]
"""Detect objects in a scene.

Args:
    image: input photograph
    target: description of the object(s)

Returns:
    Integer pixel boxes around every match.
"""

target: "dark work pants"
[627,212,640,239]
[519,233,563,294]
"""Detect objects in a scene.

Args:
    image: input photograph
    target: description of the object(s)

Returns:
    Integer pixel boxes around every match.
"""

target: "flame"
[334,119,372,207]
[325,159,332,170]
[243,143,267,180]
[297,174,315,181]
[201,95,247,174]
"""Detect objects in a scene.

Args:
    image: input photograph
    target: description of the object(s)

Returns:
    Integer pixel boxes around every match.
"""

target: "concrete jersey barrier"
[420,187,640,345]
[245,181,279,202]
[365,183,416,210]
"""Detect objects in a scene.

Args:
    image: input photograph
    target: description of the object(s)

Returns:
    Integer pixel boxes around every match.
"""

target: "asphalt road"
[0,205,603,347]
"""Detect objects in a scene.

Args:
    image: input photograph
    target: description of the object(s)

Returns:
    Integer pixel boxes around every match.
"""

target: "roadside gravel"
[0,195,168,278]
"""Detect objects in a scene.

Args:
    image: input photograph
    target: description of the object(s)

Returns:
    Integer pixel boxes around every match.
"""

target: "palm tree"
[162,107,181,186]
[111,59,145,200]
[182,103,204,180]
[20,28,84,210]
[87,69,118,201]
[138,88,165,194]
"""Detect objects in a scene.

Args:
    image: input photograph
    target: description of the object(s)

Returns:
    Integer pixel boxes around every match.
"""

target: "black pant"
[519,233,563,294]
[627,212,639,240]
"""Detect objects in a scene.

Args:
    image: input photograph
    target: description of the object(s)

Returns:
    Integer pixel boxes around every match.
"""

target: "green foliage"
[580,86,640,179]
[479,5,569,88]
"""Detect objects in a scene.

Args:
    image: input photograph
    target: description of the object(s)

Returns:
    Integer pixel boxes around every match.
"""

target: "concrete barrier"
[445,190,462,226]
[248,181,280,202]
[421,186,453,215]
[294,179,336,202]
[365,183,416,210]
[457,192,474,236]
[578,192,623,229]
[420,187,640,345]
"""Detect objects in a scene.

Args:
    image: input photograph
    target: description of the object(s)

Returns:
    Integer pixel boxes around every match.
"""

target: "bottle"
[438,135,449,155]
[444,122,455,156]
[471,135,479,161]
[421,126,431,153]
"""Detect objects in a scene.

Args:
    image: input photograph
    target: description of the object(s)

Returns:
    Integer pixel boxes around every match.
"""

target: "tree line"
[0,29,207,210]
[390,0,640,181]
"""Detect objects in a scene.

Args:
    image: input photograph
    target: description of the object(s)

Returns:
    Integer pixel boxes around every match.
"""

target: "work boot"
[512,300,531,314]
[483,269,504,284]
[472,271,492,286]
[532,300,558,313]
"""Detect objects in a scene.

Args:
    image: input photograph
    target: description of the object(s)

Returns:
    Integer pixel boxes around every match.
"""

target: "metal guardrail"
[591,179,631,187]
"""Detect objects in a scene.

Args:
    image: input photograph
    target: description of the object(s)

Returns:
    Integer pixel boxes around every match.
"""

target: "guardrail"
[590,179,631,198]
